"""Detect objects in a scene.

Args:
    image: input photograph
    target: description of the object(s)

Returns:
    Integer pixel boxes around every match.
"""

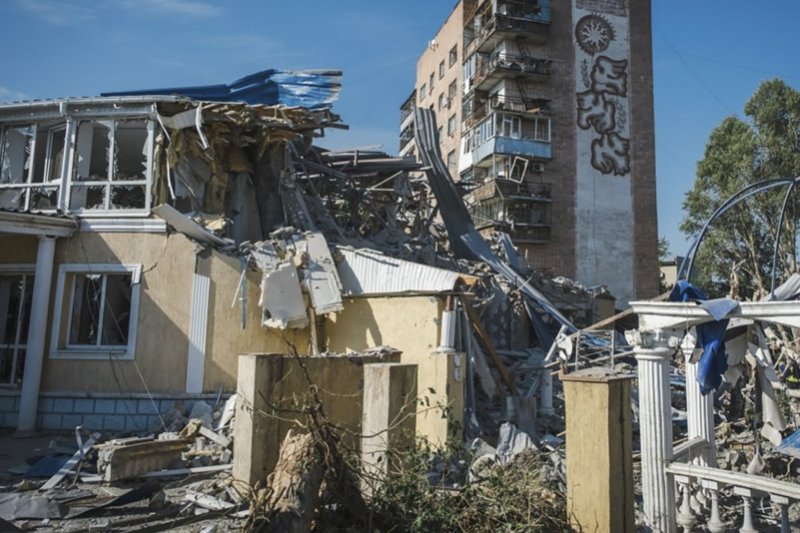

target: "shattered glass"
[113,121,148,181]
[110,185,146,209]
[0,125,34,209]
[70,184,106,210]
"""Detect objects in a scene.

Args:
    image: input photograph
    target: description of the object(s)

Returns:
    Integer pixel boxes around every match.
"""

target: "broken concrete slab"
[96,439,189,482]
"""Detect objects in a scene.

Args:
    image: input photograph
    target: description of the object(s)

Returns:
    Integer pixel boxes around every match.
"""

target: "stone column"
[681,333,717,467]
[634,331,677,532]
[17,236,56,434]
[361,363,417,498]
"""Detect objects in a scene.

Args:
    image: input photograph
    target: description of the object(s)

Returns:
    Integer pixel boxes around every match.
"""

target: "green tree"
[681,79,800,299]
[658,236,671,262]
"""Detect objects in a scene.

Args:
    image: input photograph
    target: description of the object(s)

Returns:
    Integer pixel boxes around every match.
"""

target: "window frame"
[447,114,457,136]
[67,118,155,216]
[49,263,142,360]
[449,45,458,67]
[439,60,446,79]
[0,264,35,387]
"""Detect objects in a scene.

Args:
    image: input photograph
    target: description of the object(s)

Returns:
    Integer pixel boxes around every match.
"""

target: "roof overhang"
[0,211,78,238]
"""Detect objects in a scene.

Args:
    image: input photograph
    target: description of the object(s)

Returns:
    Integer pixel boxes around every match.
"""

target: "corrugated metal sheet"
[337,247,462,296]
[102,69,343,110]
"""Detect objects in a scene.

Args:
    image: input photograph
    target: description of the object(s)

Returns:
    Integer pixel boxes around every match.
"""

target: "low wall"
[0,390,227,433]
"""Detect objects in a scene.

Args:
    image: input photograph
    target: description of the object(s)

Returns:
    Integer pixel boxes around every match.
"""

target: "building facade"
[402,0,658,306]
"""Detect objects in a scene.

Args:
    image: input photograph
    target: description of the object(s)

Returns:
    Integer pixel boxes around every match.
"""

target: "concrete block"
[361,363,418,497]
[62,414,84,428]
[38,398,54,413]
[83,414,104,430]
[116,399,137,415]
[97,439,188,482]
[94,399,117,414]
[233,353,386,486]
[41,413,62,430]
[563,369,634,533]
[0,396,15,412]
[53,398,74,413]
[74,399,95,414]
[103,415,126,432]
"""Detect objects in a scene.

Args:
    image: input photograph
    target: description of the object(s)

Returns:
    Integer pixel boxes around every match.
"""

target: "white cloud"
[0,86,32,103]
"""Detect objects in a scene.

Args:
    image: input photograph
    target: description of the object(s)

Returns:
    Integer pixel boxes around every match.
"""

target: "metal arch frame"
[678,176,800,297]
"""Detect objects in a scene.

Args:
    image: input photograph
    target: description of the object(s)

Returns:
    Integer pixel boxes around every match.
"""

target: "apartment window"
[70,119,153,212]
[50,264,141,360]
[0,269,34,386]
[419,83,427,102]
[437,126,443,141]
[438,93,445,111]
[447,150,457,175]
[448,114,457,136]
[439,60,446,79]
[449,45,458,67]
[448,80,457,100]
[429,73,435,91]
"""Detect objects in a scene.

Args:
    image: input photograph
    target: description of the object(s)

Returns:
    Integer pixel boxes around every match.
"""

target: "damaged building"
[0,68,602,446]
[401,0,659,307]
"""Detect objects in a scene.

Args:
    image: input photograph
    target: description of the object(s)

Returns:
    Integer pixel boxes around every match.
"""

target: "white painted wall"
[572,1,635,306]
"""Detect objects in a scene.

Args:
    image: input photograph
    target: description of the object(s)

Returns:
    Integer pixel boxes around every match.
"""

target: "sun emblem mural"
[575,14,615,55]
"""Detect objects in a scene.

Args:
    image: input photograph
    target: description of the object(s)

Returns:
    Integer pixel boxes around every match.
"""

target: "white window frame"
[67,118,154,216]
[49,263,142,360]
[0,264,35,387]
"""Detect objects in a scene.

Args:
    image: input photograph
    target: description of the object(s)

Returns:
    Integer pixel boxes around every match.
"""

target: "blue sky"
[1,0,798,259]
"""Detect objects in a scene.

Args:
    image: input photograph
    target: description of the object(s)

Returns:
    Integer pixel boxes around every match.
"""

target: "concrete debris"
[96,439,188,483]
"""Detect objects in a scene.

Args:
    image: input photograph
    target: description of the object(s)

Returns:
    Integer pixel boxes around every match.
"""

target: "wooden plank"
[580,290,671,333]
[461,295,519,395]
[40,433,99,491]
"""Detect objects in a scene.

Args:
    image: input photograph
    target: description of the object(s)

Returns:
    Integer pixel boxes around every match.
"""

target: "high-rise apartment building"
[400,0,658,306]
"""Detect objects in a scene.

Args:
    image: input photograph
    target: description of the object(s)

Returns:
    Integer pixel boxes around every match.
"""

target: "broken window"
[449,45,458,67]
[419,83,427,102]
[0,273,33,386]
[70,119,151,212]
[429,73,435,90]
[51,264,141,359]
[438,93,445,111]
[0,125,34,209]
[439,60,446,79]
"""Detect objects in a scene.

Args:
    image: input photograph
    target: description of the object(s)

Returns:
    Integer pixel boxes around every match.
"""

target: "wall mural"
[572,0,635,306]
[574,11,630,176]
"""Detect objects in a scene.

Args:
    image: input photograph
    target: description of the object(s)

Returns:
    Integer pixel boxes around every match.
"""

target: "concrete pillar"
[361,363,417,497]
[635,339,677,532]
[681,333,717,467]
[563,368,634,533]
[17,236,56,434]
[416,351,465,446]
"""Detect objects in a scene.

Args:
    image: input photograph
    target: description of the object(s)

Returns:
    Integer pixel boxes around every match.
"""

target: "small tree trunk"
[265,430,324,533]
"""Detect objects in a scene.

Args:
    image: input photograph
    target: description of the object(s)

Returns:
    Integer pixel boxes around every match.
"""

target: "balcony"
[464,1,552,56]
[468,182,552,243]
[399,89,417,130]
[472,52,551,92]
[464,92,549,129]
[463,112,552,165]
[399,126,415,153]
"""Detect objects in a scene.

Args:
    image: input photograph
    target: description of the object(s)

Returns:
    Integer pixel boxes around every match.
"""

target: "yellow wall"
[42,231,195,393]
[202,251,310,392]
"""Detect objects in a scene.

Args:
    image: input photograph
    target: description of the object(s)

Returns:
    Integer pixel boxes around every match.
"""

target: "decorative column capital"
[625,327,682,360]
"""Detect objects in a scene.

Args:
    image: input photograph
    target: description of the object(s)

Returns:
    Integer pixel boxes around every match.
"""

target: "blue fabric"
[669,280,734,396]
[103,69,343,110]
[669,279,707,302]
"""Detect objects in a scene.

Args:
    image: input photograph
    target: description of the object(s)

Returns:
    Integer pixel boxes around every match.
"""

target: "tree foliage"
[681,79,800,298]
